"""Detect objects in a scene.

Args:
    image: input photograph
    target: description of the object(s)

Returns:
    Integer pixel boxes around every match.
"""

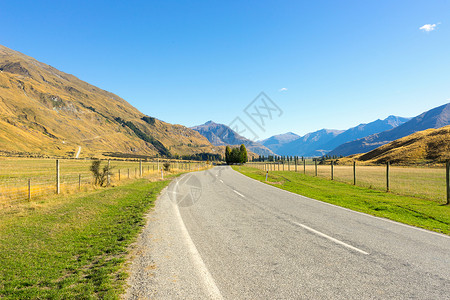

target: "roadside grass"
[233,166,450,235]
[0,178,170,299]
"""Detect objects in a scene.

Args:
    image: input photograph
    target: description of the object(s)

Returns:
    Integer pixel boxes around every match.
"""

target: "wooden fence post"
[303,159,306,174]
[107,160,111,186]
[353,161,356,185]
[446,161,449,205]
[315,160,317,176]
[56,159,60,194]
[128,168,130,179]
[118,169,121,181]
[139,159,142,177]
[386,161,390,192]
[28,178,31,201]
[331,160,334,180]
[295,159,297,172]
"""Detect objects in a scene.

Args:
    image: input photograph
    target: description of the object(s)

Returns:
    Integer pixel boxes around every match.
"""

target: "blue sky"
[2,0,449,139]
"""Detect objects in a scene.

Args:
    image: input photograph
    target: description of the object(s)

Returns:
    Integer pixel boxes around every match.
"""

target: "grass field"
[248,162,446,203]
[0,177,171,299]
[234,165,450,235]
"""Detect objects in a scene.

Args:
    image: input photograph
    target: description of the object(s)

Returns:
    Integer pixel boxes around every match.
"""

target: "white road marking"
[219,180,224,183]
[172,179,223,299]
[292,221,369,255]
[233,190,245,198]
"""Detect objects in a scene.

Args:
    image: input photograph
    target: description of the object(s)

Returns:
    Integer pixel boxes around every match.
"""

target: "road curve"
[125,166,450,299]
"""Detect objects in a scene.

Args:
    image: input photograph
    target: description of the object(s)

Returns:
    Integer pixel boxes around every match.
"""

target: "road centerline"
[233,190,245,198]
[292,221,369,255]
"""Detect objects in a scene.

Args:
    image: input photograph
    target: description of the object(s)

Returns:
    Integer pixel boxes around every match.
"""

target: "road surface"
[125,166,450,299]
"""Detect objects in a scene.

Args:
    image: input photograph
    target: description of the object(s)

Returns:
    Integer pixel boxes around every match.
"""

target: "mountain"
[0,45,216,158]
[191,121,274,156]
[320,115,410,152]
[259,132,300,154]
[261,115,409,157]
[275,129,344,157]
[341,125,450,164]
[329,103,450,157]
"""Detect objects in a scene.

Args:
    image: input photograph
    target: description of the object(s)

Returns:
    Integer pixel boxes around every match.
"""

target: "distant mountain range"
[339,125,450,164]
[260,115,410,157]
[329,103,450,157]
[0,45,216,158]
[191,121,275,156]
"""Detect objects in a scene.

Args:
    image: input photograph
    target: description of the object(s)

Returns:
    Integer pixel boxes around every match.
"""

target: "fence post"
[28,178,31,201]
[118,169,121,181]
[386,161,390,192]
[303,159,306,174]
[128,168,130,179]
[139,159,142,177]
[314,160,317,176]
[265,170,268,181]
[161,168,164,179]
[56,159,60,194]
[79,174,81,190]
[446,161,449,205]
[353,161,356,185]
[295,159,297,172]
[331,160,334,180]
[107,160,111,186]
[135,168,137,178]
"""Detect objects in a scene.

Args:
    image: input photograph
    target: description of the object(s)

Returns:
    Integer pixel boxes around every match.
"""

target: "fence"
[248,160,449,204]
[0,158,208,206]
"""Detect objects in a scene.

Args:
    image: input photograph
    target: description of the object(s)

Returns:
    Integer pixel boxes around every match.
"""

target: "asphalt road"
[125,166,450,299]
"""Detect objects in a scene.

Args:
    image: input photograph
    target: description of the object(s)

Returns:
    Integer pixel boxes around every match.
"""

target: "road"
[125,166,450,299]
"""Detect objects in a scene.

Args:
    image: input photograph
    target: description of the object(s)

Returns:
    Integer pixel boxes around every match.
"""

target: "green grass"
[234,166,450,235]
[0,178,170,299]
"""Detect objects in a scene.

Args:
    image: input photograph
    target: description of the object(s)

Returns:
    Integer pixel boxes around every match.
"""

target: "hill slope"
[345,125,450,164]
[191,121,274,156]
[0,45,215,158]
[329,103,450,157]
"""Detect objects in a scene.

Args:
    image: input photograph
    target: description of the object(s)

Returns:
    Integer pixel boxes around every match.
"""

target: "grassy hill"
[339,125,450,165]
[0,45,216,158]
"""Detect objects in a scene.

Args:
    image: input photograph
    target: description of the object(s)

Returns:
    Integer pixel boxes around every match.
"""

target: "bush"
[163,162,170,171]
[90,160,113,186]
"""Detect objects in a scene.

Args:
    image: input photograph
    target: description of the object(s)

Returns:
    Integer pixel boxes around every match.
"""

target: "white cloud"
[279,88,288,92]
[419,23,438,32]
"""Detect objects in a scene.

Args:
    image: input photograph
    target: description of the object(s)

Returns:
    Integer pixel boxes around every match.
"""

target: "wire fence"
[247,161,449,204]
[0,158,208,207]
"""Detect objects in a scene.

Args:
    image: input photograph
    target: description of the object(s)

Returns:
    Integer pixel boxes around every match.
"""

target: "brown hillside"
[341,125,450,164]
[0,45,216,158]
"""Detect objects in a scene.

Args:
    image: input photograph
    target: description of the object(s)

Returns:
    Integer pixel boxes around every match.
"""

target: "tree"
[239,144,248,163]
[225,146,232,164]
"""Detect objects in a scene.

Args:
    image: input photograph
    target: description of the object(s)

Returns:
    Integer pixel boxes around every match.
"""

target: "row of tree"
[225,144,248,164]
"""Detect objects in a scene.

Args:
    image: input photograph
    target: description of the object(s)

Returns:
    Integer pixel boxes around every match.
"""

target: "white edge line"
[219,179,224,183]
[233,190,245,198]
[231,167,450,240]
[293,221,369,255]
[172,181,224,299]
